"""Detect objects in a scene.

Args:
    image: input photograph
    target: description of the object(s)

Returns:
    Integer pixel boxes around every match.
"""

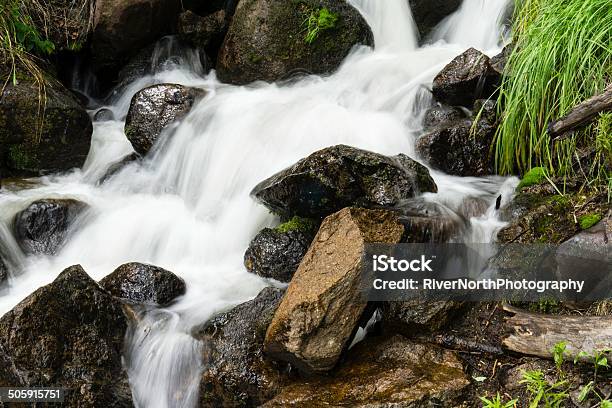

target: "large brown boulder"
[196,287,289,407]
[432,48,500,107]
[264,208,404,373]
[264,334,469,407]
[125,84,205,155]
[252,145,437,220]
[0,79,92,176]
[0,265,133,407]
[216,0,373,85]
[92,0,182,75]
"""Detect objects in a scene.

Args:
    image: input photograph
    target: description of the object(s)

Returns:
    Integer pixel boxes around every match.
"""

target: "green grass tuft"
[578,213,602,230]
[517,166,548,189]
[495,0,611,188]
[303,7,338,44]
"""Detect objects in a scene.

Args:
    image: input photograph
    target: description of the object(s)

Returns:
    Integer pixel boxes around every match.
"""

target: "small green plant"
[578,213,602,230]
[517,167,548,189]
[480,393,517,408]
[520,369,569,408]
[303,7,338,44]
[551,341,567,373]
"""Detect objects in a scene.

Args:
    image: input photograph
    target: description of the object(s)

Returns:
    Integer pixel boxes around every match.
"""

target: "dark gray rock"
[423,104,466,130]
[394,198,462,242]
[244,220,317,283]
[92,0,182,77]
[13,199,87,255]
[178,10,227,58]
[125,84,205,155]
[94,108,115,122]
[216,0,373,85]
[0,78,92,176]
[381,300,464,334]
[98,153,140,185]
[252,145,438,219]
[195,287,289,407]
[490,43,513,76]
[409,0,462,39]
[100,262,186,306]
[0,265,132,407]
[416,100,497,177]
[432,48,500,107]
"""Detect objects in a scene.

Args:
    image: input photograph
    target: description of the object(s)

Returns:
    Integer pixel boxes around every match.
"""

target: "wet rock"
[0,254,8,285]
[432,48,499,107]
[92,0,182,77]
[409,0,462,39]
[0,79,92,175]
[252,145,437,219]
[490,43,513,76]
[555,217,611,298]
[497,189,579,244]
[196,287,289,407]
[125,84,205,155]
[216,0,373,85]
[115,37,210,91]
[98,153,140,184]
[264,208,404,373]
[264,334,469,407]
[423,104,466,130]
[94,108,115,122]
[0,343,24,388]
[416,121,493,177]
[394,198,462,242]
[382,300,464,334]
[0,265,132,406]
[178,10,228,58]
[244,218,317,283]
[13,199,88,255]
[100,262,186,306]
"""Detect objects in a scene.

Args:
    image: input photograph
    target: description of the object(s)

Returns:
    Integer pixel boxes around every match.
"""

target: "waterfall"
[0,0,514,407]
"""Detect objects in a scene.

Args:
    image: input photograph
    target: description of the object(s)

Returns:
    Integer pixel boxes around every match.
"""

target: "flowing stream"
[0,0,515,407]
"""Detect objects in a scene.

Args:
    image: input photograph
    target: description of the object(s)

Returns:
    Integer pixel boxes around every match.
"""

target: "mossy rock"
[517,166,548,189]
[498,184,609,244]
[216,0,373,85]
[0,77,92,176]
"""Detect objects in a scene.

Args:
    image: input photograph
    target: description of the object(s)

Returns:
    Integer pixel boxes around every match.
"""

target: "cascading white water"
[0,0,516,407]
[431,0,512,52]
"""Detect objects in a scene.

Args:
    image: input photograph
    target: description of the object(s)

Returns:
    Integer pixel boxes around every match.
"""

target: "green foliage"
[480,393,517,408]
[551,341,567,372]
[578,213,602,230]
[520,369,569,408]
[6,5,54,55]
[495,0,611,186]
[276,216,315,234]
[518,167,548,189]
[303,7,338,44]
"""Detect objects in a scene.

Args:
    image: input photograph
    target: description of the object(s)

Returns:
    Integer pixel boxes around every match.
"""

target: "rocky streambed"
[0,0,610,407]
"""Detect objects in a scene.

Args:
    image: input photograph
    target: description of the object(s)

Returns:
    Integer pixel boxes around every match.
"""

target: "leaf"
[473,376,488,382]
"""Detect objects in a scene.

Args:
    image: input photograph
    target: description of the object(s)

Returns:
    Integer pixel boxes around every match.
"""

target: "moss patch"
[578,213,602,230]
[276,216,315,234]
[517,167,548,189]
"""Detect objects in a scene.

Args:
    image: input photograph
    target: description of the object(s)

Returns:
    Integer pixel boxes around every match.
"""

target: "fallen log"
[548,84,612,140]
[502,304,612,362]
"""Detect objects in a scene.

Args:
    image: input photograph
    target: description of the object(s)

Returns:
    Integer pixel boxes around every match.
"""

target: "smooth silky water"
[0,0,516,406]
